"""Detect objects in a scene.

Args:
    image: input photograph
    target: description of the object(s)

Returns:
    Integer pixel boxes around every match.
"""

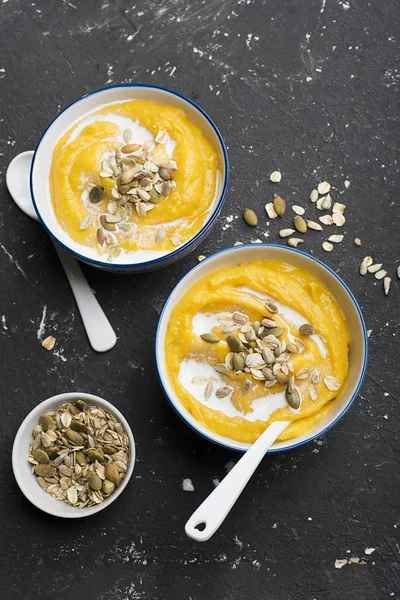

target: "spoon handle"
[185,420,290,542]
[53,243,117,353]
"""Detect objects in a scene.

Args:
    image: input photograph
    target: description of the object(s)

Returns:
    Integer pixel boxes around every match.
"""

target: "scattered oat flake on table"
[265,202,278,219]
[318,181,331,195]
[233,241,243,246]
[42,336,56,351]
[310,189,319,203]
[367,263,382,273]
[333,202,346,214]
[334,559,348,569]
[367,329,372,337]
[332,212,346,226]
[270,170,281,183]
[197,255,206,262]
[365,547,376,555]
[319,215,333,225]
[182,478,194,492]
[354,238,361,246]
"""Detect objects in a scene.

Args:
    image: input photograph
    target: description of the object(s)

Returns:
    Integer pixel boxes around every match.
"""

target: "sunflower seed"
[384,276,391,295]
[296,367,309,380]
[270,170,281,183]
[42,336,56,351]
[279,228,295,238]
[287,238,304,247]
[319,215,333,225]
[261,318,277,328]
[121,143,141,154]
[232,312,248,325]
[242,379,252,393]
[99,168,113,178]
[360,256,373,275]
[324,375,341,391]
[367,263,382,273]
[310,367,321,384]
[310,189,319,203]
[216,386,233,399]
[317,181,331,195]
[214,364,229,374]
[328,234,344,243]
[375,269,387,280]
[292,205,305,215]
[204,382,213,400]
[322,241,334,252]
[307,220,323,231]
[265,202,278,219]
[354,238,361,246]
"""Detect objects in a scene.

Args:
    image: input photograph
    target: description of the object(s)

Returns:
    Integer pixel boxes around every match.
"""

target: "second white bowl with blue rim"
[155,244,368,452]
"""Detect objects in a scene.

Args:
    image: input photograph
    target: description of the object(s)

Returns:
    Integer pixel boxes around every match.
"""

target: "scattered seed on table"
[310,189,319,203]
[360,256,373,275]
[397,266,400,279]
[354,238,361,246]
[332,212,345,226]
[288,238,304,247]
[367,263,382,273]
[328,234,344,243]
[279,228,295,238]
[243,208,258,226]
[294,215,307,233]
[307,220,323,231]
[384,276,391,295]
[292,205,305,215]
[333,202,346,214]
[197,255,206,262]
[318,181,331,195]
[322,241,333,252]
[265,202,278,219]
[270,170,282,183]
[273,196,286,217]
[319,215,333,225]
[375,269,387,280]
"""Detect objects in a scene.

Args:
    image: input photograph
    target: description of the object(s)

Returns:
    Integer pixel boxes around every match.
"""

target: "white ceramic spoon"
[185,420,290,541]
[6,151,117,353]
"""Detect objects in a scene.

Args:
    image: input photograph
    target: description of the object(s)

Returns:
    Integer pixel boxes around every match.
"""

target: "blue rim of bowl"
[155,243,368,453]
[29,83,229,269]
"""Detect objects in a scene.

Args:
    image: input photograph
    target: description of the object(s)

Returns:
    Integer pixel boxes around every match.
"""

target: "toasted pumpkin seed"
[100,215,116,231]
[88,472,103,490]
[233,353,245,372]
[299,323,316,336]
[40,414,54,432]
[243,208,258,226]
[32,449,50,464]
[294,215,307,233]
[286,387,301,409]
[65,429,84,445]
[226,334,243,353]
[201,333,220,343]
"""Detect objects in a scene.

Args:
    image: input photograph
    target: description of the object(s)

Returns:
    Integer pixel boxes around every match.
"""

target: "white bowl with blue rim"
[29,84,228,272]
[155,243,368,452]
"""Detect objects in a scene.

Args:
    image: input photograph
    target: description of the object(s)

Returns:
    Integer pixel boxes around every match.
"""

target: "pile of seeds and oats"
[82,129,178,260]
[199,303,341,410]
[242,172,398,296]
[28,400,129,508]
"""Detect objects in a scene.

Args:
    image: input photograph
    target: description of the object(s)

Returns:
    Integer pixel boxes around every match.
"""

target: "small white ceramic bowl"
[155,244,368,452]
[12,392,135,518]
[30,84,228,273]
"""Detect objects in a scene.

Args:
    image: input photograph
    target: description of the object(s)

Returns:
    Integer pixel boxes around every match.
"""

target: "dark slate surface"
[0,0,399,598]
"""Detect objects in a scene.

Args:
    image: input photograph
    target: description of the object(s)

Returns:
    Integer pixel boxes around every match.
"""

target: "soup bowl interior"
[156,244,367,452]
[30,84,228,271]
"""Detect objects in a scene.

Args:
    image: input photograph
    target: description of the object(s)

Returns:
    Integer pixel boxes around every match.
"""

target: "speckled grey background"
[0,0,399,599]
